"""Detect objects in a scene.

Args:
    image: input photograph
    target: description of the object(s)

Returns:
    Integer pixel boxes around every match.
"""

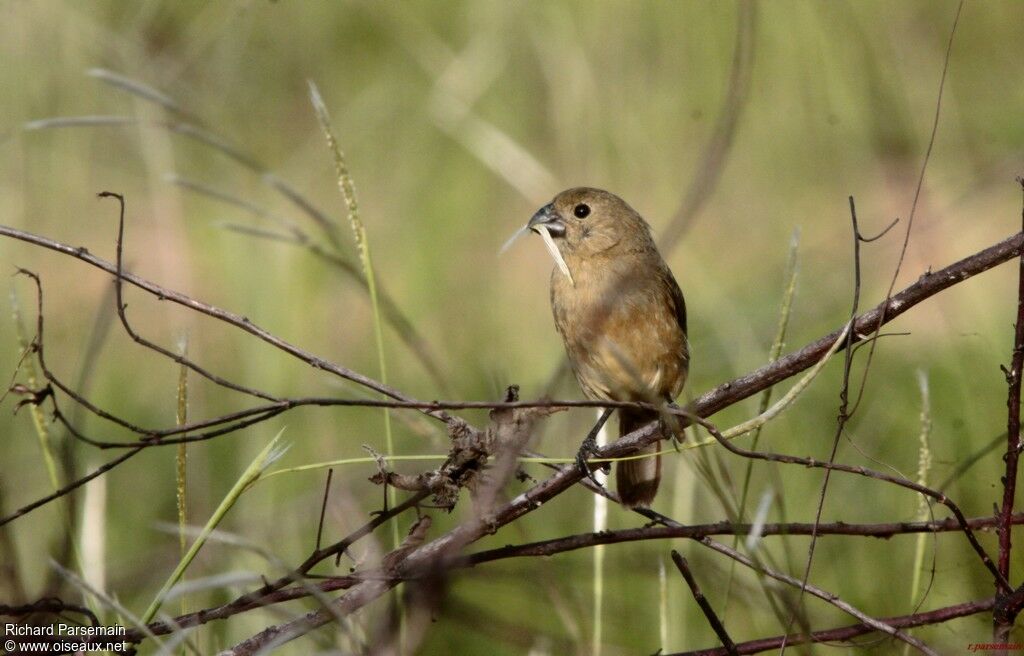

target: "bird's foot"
[662,403,685,451]
[575,407,614,487]
[575,434,605,488]
[664,419,684,452]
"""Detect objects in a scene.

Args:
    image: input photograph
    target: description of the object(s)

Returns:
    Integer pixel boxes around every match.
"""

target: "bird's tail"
[616,408,661,508]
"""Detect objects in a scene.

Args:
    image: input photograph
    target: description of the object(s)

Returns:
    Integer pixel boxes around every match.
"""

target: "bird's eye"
[573,203,591,219]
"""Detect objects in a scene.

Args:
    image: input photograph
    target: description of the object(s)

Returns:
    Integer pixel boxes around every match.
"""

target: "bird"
[526,187,689,508]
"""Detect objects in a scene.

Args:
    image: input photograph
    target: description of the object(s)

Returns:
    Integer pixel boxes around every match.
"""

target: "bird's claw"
[660,410,685,452]
[575,407,613,488]
[575,435,604,488]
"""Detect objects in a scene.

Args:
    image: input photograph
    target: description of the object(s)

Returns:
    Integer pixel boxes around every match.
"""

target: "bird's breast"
[550,256,688,402]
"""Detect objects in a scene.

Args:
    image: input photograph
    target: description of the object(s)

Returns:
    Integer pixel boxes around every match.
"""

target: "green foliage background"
[2,1,1023,653]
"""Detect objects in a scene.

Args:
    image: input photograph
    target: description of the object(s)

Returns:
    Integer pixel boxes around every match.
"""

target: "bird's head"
[528,187,653,258]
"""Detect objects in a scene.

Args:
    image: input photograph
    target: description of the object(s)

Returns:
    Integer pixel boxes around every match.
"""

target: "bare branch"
[464,513,1024,565]
[993,178,1024,641]
[685,412,1009,592]
[667,596,994,656]
[697,537,936,655]
[0,222,455,424]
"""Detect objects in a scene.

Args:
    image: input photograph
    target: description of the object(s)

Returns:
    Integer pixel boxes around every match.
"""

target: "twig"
[994,178,1024,642]
[3,208,1024,652]
[683,412,1009,592]
[0,446,144,528]
[101,192,280,403]
[671,550,739,655]
[784,195,867,645]
[125,490,430,642]
[2,227,1023,531]
[217,420,669,654]
[3,221,1021,425]
[0,222,454,424]
[463,513,1024,565]
[2,222,1020,439]
[848,0,964,416]
[0,597,100,627]
[220,395,969,655]
[667,596,994,656]
[697,537,936,655]
[118,503,1018,648]
[315,469,333,552]
[691,230,1024,419]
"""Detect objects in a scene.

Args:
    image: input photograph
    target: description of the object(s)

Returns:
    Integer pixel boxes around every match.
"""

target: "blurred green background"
[2,1,1024,653]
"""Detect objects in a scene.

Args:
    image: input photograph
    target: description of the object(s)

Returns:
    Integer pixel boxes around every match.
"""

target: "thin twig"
[671,550,739,656]
[126,490,430,642]
[0,446,144,528]
[3,222,1021,440]
[683,412,1009,592]
[848,0,964,415]
[102,192,280,402]
[464,513,1024,565]
[315,469,334,553]
[0,222,454,424]
[691,230,1024,419]
[697,537,936,655]
[784,196,867,646]
[666,597,994,656]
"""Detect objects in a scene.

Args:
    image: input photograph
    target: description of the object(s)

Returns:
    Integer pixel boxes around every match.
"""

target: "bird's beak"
[526,201,574,285]
[527,203,565,237]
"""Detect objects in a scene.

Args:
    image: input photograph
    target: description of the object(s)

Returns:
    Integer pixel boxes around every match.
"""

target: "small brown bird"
[527,187,689,508]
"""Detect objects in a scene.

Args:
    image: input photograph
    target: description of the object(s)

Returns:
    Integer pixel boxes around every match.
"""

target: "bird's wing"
[663,267,687,338]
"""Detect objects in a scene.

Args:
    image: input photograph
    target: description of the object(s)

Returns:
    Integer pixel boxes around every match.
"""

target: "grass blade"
[142,430,288,625]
